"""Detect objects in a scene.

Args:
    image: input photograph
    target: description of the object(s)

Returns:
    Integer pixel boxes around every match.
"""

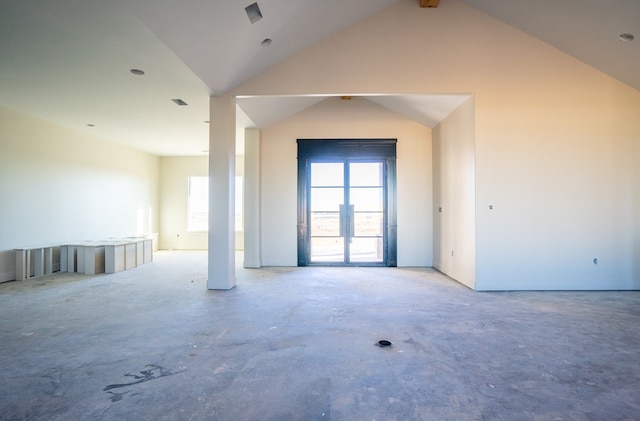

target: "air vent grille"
[245,3,263,24]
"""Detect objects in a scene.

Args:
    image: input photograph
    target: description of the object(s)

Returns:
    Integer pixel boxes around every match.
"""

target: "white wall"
[433,97,476,289]
[260,97,432,267]
[474,76,640,290]
[0,107,159,282]
[233,0,640,289]
[159,155,244,251]
[635,136,640,284]
[159,156,208,250]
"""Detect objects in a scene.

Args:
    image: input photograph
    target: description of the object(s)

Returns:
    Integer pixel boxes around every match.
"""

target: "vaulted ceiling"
[0,0,638,155]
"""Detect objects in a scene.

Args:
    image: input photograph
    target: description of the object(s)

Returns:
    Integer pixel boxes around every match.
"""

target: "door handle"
[349,204,355,239]
[339,204,346,238]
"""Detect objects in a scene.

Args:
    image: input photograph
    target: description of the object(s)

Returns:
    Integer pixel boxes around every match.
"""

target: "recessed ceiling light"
[171,99,188,106]
[204,120,210,124]
[130,69,145,75]
[619,33,634,42]
[261,38,272,47]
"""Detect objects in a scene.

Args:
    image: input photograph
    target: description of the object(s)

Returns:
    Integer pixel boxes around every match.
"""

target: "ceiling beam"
[420,0,440,7]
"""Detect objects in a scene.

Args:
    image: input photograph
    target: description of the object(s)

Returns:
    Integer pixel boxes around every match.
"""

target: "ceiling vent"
[171,99,188,106]
[245,3,263,24]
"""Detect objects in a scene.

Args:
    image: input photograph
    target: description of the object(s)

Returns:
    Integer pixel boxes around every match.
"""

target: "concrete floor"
[1,251,639,421]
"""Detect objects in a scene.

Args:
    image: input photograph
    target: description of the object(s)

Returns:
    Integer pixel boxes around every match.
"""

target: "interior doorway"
[297,139,397,266]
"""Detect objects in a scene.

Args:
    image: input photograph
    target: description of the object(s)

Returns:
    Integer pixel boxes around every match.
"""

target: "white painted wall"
[635,136,640,284]
[233,0,640,289]
[159,156,208,250]
[159,155,244,251]
[260,97,432,267]
[243,128,261,267]
[433,97,476,289]
[0,107,159,282]
[474,75,640,290]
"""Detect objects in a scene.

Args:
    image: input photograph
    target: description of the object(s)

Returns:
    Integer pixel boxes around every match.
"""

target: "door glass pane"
[353,212,383,237]
[311,237,344,262]
[350,162,383,187]
[310,212,340,236]
[310,162,345,263]
[350,237,383,262]
[311,188,343,211]
[307,160,386,265]
[350,188,383,211]
[311,163,343,187]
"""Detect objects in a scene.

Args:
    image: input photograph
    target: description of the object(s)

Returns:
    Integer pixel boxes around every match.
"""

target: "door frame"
[297,139,397,267]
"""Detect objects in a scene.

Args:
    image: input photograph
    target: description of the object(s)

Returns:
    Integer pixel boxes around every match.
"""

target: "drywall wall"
[474,75,640,290]
[159,155,244,251]
[433,97,476,289]
[260,97,432,267]
[635,136,640,284]
[233,0,640,289]
[0,107,159,282]
[159,156,208,250]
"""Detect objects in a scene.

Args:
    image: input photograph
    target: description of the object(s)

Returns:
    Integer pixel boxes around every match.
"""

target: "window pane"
[188,176,208,231]
[350,187,383,212]
[311,187,343,211]
[353,212,383,237]
[235,176,243,231]
[310,237,344,262]
[350,237,383,262]
[310,212,340,236]
[350,162,383,187]
[311,163,343,187]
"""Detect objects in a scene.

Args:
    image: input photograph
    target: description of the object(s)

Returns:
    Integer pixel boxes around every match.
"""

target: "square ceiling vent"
[245,3,263,24]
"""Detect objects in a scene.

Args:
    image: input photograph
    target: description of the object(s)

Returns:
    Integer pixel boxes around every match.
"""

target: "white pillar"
[244,128,261,268]
[208,95,236,290]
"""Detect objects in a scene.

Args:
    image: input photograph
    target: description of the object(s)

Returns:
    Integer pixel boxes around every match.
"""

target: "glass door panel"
[350,237,383,262]
[308,160,385,265]
[310,237,345,262]
[310,188,343,210]
[349,162,384,263]
[353,212,384,237]
[297,139,397,267]
[350,162,383,187]
[309,163,345,263]
[311,162,343,186]
[349,188,383,211]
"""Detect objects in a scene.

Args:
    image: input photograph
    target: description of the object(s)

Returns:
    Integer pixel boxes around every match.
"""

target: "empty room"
[1,0,639,419]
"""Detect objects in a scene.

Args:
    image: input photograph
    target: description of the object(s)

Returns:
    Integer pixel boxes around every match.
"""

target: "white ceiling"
[0,0,637,156]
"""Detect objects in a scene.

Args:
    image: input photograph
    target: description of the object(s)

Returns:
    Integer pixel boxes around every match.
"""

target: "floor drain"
[377,340,392,348]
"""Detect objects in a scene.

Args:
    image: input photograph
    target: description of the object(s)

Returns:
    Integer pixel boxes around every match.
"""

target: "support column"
[244,128,261,268]
[208,95,236,290]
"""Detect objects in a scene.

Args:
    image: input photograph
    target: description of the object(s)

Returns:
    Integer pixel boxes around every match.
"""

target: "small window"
[188,176,208,231]
[235,176,243,232]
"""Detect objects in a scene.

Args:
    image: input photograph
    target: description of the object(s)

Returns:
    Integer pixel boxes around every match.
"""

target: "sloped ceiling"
[462,0,640,92]
[0,0,637,156]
